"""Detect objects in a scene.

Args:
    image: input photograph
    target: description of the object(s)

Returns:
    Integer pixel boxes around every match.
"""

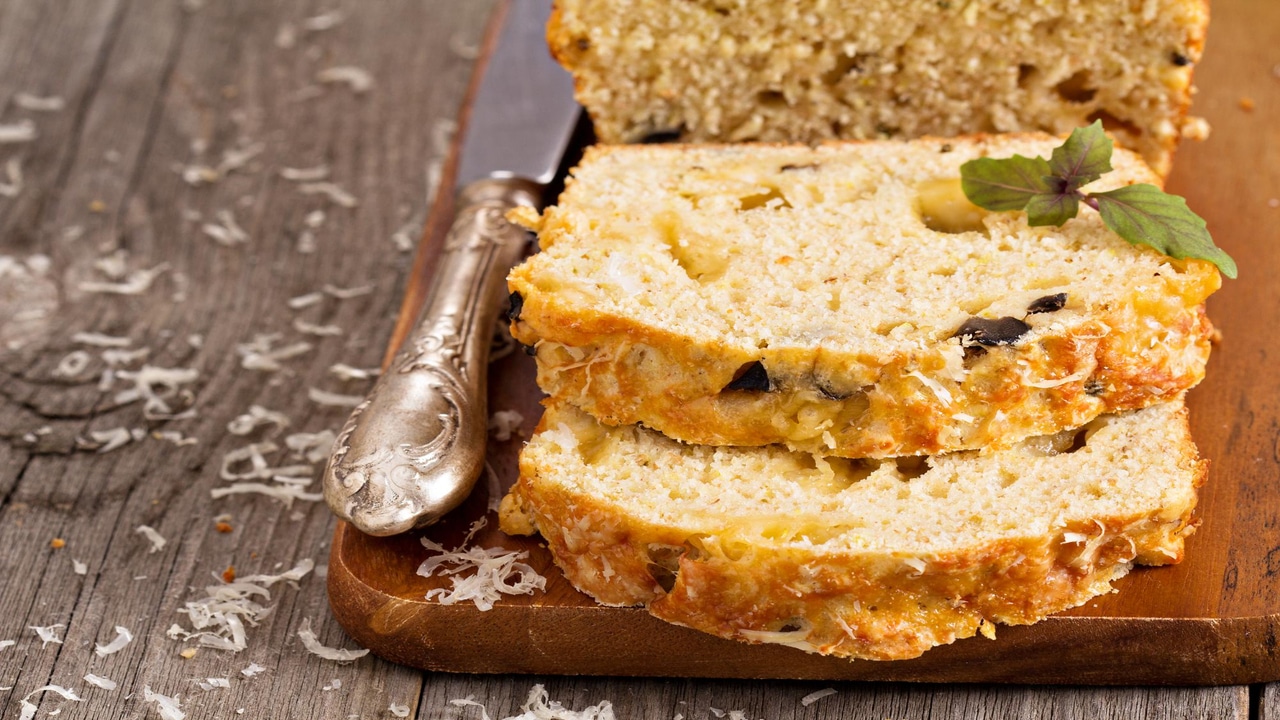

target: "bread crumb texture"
[549,0,1209,175]
[501,399,1205,661]
[508,138,1219,459]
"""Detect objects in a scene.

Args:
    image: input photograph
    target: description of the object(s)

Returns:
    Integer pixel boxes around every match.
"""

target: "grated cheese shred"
[94,625,134,656]
[308,387,364,407]
[53,350,91,378]
[328,363,379,381]
[236,333,313,372]
[220,440,309,479]
[83,673,117,691]
[0,120,38,144]
[906,370,954,406]
[316,66,373,94]
[135,525,168,553]
[227,406,291,436]
[72,331,132,348]
[293,318,343,336]
[296,617,369,662]
[143,686,186,720]
[418,518,547,611]
[154,430,199,447]
[17,685,82,720]
[298,181,359,207]
[322,283,373,299]
[169,559,314,652]
[280,165,330,181]
[201,209,250,246]
[284,430,336,464]
[114,365,199,419]
[450,684,616,720]
[79,263,170,295]
[14,93,66,112]
[799,688,837,707]
[30,625,64,647]
[488,410,525,442]
[288,291,324,309]
[0,157,23,197]
[211,483,323,506]
[902,557,928,576]
[81,427,136,453]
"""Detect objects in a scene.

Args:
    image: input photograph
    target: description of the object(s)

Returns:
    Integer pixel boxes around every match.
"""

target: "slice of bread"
[500,399,1205,661]
[548,0,1209,176]
[507,137,1219,459]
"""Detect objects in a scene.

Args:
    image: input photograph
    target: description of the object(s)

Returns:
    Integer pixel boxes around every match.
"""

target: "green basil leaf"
[1048,120,1113,191]
[960,154,1055,212]
[1093,184,1238,278]
[1024,183,1080,227]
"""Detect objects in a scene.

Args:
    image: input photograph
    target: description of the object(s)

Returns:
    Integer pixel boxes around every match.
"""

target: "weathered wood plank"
[0,0,490,718]
[422,676,1248,720]
[0,0,124,246]
[1261,684,1278,720]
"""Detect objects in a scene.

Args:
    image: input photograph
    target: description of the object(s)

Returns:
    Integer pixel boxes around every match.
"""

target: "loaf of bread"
[548,0,1209,176]
[499,399,1205,661]
[507,137,1219,459]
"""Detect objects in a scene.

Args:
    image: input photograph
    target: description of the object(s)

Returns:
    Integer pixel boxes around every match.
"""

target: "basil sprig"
[960,121,1236,278]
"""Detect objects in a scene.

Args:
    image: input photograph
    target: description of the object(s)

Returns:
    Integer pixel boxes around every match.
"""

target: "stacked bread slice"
[499,134,1220,660]
[502,401,1204,661]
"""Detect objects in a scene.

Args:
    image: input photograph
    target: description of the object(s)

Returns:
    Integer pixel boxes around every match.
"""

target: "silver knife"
[322,0,578,536]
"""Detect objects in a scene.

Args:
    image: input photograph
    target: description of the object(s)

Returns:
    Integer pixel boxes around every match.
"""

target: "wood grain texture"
[328,0,1280,689]
[0,0,489,718]
[1263,684,1280,720]
[0,0,1263,718]
[423,676,1249,720]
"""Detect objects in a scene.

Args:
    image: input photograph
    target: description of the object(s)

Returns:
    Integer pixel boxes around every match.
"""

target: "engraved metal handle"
[323,177,540,536]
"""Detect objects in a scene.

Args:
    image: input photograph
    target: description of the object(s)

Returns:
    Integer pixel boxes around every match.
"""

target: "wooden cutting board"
[327,0,1280,685]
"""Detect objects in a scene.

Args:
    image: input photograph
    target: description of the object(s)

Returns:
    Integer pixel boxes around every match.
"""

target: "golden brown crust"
[509,277,1218,459]
[501,403,1206,661]
[544,2,587,99]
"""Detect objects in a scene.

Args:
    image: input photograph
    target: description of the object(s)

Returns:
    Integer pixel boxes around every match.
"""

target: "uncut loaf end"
[507,136,1219,460]
[500,399,1205,661]
[549,0,1210,176]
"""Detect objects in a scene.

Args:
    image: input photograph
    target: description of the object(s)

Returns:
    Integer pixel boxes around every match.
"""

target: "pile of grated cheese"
[451,684,616,720]
[418,519,546,611]
[167,559,314,652]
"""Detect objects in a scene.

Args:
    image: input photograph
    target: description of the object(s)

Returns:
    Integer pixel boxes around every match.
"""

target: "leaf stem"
[1080,194,1100,212]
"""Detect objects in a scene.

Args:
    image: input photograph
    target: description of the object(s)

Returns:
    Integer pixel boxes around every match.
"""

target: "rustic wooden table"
[0,1,1271,718]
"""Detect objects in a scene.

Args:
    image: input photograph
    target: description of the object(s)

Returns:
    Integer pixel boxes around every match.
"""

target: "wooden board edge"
[327,521,1280,686]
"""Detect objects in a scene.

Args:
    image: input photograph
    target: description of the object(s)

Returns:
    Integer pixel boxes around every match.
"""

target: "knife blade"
[322,0,578,537]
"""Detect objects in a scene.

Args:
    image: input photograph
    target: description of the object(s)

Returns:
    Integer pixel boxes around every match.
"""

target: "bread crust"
[502,403,1207,661]
[511,285,1215,459]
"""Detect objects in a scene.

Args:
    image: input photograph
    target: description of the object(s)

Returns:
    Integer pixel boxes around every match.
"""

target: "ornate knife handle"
[323,177,541,536]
